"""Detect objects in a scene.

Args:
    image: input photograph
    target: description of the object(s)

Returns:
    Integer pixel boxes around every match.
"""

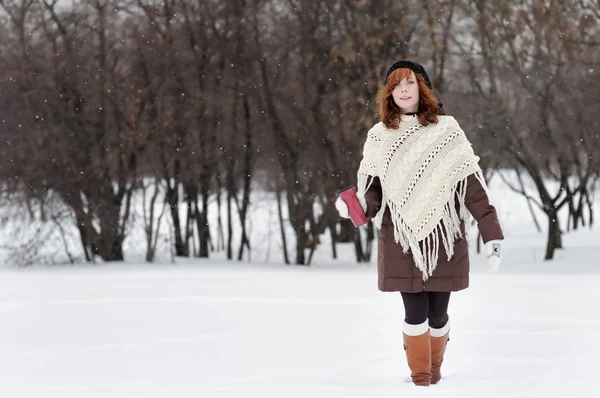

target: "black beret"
[384,59,432,89]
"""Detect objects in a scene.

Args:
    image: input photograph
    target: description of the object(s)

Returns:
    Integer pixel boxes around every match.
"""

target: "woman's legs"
[427,292,451,385]
[400,291,450,327]
[400,291,428,325]
[427,291,450,329]
[400,292,431,386]
[400,291,452,386]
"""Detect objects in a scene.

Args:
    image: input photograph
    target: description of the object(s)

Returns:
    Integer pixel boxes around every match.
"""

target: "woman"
[336,59,504,386]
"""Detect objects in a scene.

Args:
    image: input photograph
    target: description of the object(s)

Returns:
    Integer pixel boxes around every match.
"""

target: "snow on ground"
[1,250,600,397]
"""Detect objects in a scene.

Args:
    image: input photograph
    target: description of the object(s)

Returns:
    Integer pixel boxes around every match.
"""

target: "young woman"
[336,59,504,386]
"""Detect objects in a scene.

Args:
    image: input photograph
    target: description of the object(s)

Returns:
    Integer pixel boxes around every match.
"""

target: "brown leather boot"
[430,322,450,384]
[402,321,431,386]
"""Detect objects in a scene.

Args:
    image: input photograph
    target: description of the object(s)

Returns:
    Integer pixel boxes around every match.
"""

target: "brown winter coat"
[364,173,503,293]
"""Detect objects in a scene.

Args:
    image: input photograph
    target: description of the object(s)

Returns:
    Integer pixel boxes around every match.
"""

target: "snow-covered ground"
[1,171,600,396]
[1,256,600,397]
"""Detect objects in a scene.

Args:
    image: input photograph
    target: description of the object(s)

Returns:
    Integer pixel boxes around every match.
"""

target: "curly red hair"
[376,68,440,129]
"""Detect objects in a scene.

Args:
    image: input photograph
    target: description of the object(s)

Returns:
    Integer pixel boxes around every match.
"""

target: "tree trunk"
[145,227,154,263]
[75,215,92,262]
[329,220,338,260]
[184,189,195,255]
[109,236,125,261]
[144,180,161,263]
[94,208,125,262]
[216,177,225,251]
[237,229,250,261]
[363,222,374,262]
[295,221,306,265]
[337,220,354,242]
[573,191,585,230]
[586,189,594,228]
[237,96,253,261]
[544,207,562,260]
[354,228,364,263]
[227,185,233,260]
[276,190,290,265]
[552,215,563,250]
[197,184,210,258]
[565,188,576,232]
[166,180,187,257]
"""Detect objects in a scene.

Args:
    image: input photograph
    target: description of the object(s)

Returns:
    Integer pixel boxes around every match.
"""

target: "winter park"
[1,0,600,397]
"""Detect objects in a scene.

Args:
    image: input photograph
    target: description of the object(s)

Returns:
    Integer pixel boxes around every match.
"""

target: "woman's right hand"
[335,196,350,218]
[335,193,367,219]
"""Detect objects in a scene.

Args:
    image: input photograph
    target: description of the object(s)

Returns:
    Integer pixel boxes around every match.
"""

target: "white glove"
[335,192,367,219]
[485,239,502,272]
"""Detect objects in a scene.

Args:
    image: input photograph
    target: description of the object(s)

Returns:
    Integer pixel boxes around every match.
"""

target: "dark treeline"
[0,0,598,264]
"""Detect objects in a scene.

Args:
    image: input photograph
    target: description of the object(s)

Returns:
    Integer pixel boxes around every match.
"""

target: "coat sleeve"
[363,176,383,220]
[464,173,504,243]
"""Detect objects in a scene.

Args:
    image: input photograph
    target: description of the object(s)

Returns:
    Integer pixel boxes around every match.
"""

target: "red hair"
[376,68,440,129]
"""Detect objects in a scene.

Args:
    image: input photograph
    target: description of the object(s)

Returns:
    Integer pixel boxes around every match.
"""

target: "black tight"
[400,291,450,329]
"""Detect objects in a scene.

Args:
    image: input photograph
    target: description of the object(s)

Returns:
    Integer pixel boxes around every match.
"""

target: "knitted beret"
[384,59,432,89]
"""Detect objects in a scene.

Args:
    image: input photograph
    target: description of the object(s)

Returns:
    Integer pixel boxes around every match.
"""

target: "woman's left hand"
[485,239,502,272]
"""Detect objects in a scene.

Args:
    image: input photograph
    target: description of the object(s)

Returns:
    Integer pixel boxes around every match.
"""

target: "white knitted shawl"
[357,115,488,280]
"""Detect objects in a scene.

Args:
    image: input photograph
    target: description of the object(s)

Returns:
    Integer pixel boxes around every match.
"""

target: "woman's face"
[391,70,420,114]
